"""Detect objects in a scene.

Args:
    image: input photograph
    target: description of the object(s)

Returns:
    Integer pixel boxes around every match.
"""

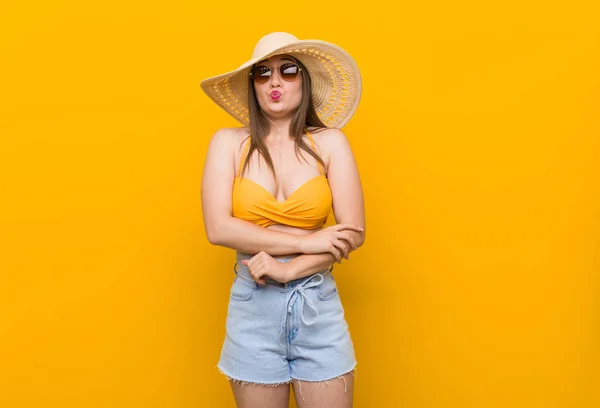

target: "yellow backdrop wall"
[1,1,599,407]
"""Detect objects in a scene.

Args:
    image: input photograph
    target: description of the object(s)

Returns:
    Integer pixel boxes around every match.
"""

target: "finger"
[347,236,357,250]
[258,272,269,285]
[336,232,357,250]
[333,239,350,259]
[252,251,265,261]
[329,245,341,262]
[241,260,248,265]
[247,264,255,276]
[342,241,350,259]
[335,248,343,263]
[255,267,266,278]
[334,239,349,259]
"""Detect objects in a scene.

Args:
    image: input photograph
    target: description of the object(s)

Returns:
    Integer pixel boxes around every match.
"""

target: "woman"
[200,32,365,408]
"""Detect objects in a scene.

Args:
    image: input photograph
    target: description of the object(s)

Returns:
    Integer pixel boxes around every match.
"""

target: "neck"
[265,117,294,141]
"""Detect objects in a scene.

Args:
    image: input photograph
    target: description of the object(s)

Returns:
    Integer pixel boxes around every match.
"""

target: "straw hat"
[200,32,362,129]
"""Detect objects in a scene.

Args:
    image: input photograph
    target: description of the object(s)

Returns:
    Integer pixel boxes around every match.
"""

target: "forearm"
[286,229,365,280]
[206,216,303,256]
[286,252,338,281]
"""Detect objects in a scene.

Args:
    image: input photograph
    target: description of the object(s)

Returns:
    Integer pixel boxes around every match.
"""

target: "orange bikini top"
[232,131,332,229]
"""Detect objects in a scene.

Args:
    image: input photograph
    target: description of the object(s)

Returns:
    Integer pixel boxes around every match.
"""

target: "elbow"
[207,231,221,246]
[205,222,225,246]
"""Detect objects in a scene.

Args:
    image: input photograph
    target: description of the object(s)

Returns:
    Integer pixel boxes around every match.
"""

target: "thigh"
[230,381,291,408]
[291,371,355,408]
[219,275,290,383]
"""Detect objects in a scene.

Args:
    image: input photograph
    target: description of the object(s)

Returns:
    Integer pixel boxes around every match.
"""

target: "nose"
[269,68,282,87]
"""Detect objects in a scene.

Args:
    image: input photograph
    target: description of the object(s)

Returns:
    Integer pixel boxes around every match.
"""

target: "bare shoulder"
[308,127,352,153]
[209,126,250,151]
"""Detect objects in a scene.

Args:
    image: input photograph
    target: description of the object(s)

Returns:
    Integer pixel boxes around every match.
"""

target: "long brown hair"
[240,56,328,180]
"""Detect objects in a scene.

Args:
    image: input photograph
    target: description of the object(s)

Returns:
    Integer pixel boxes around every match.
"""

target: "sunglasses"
[250,62,302,84]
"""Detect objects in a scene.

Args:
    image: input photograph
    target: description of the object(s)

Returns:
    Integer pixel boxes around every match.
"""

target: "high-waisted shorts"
[217,251,357,384]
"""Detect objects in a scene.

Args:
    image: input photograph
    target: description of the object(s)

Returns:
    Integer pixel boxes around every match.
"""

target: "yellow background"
[1,1,599,407]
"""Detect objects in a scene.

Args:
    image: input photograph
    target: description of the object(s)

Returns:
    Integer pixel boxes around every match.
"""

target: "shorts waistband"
[234,251,333,288]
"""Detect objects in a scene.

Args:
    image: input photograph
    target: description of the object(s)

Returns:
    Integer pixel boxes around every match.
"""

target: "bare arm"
[285,128,366,280]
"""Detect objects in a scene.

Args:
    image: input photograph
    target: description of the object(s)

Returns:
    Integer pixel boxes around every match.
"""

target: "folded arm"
[285,128,366,281]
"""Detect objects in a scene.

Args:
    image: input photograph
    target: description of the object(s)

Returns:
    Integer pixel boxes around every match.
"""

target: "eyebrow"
[257,57,296,64]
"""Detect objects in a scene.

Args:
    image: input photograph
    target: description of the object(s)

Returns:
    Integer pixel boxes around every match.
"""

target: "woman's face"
[251,54,303,120]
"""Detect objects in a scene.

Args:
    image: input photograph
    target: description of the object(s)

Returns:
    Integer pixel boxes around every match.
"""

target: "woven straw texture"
[200,39,362,129]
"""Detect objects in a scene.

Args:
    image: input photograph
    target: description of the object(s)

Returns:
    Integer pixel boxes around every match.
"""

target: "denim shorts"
[217,251,357,384]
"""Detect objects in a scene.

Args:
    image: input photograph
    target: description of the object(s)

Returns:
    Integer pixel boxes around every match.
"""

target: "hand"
[299,224,363,262]
[241,251,290,285]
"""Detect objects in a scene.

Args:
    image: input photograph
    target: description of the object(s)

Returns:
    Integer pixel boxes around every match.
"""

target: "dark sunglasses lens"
[280,63,299,80]
[252,65,271,83]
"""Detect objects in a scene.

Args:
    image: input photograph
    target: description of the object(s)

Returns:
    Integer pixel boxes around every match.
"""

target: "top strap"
[306,131,324,175]
[237,136,251,177]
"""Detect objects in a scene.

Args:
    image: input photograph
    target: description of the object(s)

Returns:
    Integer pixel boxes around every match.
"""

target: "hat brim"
[200,40,362,129]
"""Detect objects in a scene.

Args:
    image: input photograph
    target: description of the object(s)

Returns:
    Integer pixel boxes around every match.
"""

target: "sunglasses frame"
[249,62,303,84]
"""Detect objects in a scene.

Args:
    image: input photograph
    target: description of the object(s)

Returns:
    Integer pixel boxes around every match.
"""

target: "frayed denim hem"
[291,367,357,402]
[216,364,292,387]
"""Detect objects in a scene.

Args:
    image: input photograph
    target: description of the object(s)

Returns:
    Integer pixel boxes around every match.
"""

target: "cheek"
[254,84,269,106]
[254,83,265,97]
[291,83,303,104]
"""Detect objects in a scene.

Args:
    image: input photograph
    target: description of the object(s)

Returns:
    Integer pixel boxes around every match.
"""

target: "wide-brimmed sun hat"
[200,32,362,129]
